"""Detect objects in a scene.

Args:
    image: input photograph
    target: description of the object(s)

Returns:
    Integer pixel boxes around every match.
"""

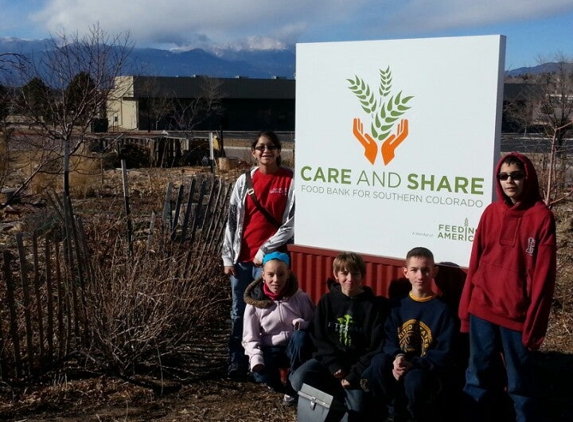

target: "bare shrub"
[0,172,232,386]
[82,214,228,381]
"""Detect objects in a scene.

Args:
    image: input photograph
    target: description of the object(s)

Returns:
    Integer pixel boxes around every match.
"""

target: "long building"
[107,76,295,132]
[107,76,544,134]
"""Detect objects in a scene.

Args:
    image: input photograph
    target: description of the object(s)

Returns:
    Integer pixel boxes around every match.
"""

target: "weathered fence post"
[16,233,34,375]
[121,159,133,255]
[2,250,23,379]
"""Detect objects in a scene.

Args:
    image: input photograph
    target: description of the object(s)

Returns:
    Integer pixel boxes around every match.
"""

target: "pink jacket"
[242,275,315,370]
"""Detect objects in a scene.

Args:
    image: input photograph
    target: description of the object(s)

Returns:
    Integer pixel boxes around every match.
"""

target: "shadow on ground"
[536,351,573,422]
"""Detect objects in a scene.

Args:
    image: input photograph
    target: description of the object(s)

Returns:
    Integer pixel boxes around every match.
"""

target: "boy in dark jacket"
[459,152,557,422]
[289,251,386,421]
[361,247,456,422]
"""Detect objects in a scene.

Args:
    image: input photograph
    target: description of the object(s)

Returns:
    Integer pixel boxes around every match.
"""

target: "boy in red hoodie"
[458,152,557,422]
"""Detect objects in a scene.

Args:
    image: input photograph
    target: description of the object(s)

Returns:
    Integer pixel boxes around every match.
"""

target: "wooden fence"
[0,173,232,384]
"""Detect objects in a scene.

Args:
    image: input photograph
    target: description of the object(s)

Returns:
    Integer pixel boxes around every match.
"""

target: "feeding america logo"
[347,67,414,166]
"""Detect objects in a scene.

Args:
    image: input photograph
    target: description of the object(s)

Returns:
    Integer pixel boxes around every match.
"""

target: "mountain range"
[0,36,564,80]
[0,37,296,79]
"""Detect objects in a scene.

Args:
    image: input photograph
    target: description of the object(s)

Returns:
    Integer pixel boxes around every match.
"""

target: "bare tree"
[164,76,225,165]
[1,53,29,200]
[504,54,573,205]
[533,55,573,204]
[169,76,224,133]
[3,23,134,205]
[138,77,174,132]
[502,75,540,135]
[534,55,573,151]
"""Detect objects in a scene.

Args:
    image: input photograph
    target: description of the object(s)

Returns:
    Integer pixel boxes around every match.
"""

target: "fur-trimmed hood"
[244,273,300,309]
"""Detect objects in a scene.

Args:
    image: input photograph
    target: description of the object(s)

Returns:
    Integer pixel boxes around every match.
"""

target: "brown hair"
[333,252,366,277]
[405,247,435,264]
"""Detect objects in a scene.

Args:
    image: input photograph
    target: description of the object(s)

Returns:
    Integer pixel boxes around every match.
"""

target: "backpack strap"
[244,170,282,229]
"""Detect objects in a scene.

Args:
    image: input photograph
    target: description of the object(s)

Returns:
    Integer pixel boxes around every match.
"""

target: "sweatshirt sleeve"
[222,175,244,267]
[311,297,342,374]
[522,211,557,350]
[382,308,403,358]
[242,304,264,370]
[292,293,315,331]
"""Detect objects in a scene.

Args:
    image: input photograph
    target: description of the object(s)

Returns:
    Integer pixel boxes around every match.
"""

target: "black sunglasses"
[498,171,525,181]
[254,144,279,151]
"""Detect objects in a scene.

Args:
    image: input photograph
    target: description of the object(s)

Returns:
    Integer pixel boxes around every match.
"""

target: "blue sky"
[1,0,572,69]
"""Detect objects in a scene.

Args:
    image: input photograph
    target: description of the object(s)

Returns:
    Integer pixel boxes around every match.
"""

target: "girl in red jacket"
[459,152,557,422]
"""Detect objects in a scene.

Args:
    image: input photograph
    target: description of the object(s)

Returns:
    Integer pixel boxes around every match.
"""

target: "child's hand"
[340,379,351,389]
[392,366,406,381]
[392,354,412,380]
[333,369,345,379]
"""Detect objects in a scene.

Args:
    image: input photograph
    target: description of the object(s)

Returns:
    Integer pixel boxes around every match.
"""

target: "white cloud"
[31,0,362,50]
[24,0,573,52]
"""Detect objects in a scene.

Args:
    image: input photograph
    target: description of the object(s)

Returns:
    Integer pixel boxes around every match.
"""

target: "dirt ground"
[1,165,573,422]
[0,323,572,422]
[0,324,300,422]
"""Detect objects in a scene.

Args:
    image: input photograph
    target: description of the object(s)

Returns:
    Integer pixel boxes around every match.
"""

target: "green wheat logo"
[347,67,414,165]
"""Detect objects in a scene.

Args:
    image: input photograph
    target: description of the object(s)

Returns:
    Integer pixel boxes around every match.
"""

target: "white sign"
[294,35,505,267]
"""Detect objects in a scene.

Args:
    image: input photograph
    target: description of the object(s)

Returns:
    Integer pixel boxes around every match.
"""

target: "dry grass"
[20,149,103,197]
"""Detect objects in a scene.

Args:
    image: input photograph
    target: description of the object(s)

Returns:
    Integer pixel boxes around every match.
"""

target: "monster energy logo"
[336,315,354,346]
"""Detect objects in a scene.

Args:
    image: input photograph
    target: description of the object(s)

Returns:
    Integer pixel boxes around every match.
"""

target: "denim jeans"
[252,330,313,394]
[463,315,538,422]
[290,358,365,421]
[229,262,262,367]
[363,353,440,421]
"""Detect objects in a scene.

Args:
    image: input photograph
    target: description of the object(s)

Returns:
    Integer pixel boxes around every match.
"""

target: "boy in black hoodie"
[289,251,386,421]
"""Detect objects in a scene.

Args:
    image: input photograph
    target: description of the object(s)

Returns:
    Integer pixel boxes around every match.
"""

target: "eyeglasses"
[254,144,279,151]
[498,171,525,181]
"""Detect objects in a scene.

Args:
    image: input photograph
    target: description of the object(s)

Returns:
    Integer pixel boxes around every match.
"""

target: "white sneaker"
[283,394,297,405]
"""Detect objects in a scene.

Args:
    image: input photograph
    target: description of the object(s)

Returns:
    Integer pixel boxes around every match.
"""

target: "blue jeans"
[463,315,538,422]
[290,358,365,421]
[252,330,313,395]
[229,262,262,367]
[362,353,440,421]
